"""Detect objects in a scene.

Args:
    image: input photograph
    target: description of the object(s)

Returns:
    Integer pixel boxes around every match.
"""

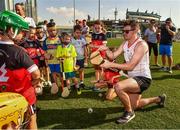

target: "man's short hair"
[15,2,25,11]
[166,17,172,22]
[123,20,140,30]
[73,25,82,32]
[43,20,48,24]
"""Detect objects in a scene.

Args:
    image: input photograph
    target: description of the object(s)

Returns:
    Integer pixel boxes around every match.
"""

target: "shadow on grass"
[38,87,107,101]
[37,107,123,129]
[152,74,180,80]
[137,105,164,112]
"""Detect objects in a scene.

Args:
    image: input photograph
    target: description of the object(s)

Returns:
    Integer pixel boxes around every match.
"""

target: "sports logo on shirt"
[0,63,9,82]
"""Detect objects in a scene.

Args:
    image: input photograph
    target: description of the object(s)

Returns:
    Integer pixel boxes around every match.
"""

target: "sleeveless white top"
[123,38,151,79]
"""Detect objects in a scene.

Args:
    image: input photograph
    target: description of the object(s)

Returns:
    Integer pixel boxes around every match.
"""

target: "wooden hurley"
[90,50,104,65]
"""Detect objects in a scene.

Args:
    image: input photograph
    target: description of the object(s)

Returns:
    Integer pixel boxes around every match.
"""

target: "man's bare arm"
[101,41,148,71]
[106,42,125,60]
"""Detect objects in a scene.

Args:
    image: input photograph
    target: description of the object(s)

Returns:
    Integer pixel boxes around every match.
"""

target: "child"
[95,58,128,100]
[90,20,107,83]
[71,25,87,88]
[20,26,44,67]
[56,33,81,96]
[20,26,45,95]
[36,25,51,86]
[43,22,60,94]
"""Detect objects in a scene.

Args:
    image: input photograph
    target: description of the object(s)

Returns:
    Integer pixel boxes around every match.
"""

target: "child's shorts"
[76,59,85,69]
[48,64,61,73]
[65,72,76,79]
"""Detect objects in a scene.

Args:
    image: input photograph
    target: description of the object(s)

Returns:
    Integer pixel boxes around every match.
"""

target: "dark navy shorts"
[133,76,151,94]
[76,59,85,69]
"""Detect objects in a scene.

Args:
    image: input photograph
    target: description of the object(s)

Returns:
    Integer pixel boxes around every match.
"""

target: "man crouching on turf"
[99,20,166,124]
[0,10,40,129]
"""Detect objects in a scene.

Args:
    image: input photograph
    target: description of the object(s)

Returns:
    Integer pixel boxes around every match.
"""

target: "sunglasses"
[122,29,134,34]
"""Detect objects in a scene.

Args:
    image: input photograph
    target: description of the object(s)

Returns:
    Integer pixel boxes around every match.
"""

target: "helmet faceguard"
[0,10,29,38]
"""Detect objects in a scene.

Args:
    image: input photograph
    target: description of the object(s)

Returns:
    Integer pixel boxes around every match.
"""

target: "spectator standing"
[159,18,176,73]
[144,19,160,66]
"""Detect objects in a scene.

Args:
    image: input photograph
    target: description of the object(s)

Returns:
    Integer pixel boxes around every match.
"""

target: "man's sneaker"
[159,67,167,71]
[158,94,167,107]
[79,83,85,89]
[155,64,161,67]
[77,88,82,95]
[167,68,173,74]
[116,111,135,124]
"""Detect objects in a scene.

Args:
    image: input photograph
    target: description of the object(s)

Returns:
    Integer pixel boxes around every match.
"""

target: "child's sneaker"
[79,83,85,89]
[77,88,82,95]
[84,62,88,67]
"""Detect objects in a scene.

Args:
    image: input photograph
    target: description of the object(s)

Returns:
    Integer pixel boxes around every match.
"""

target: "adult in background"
[159,18,176,73]
[82,19,90,37]
[99,20,166,124]
[144,19,160,66]
[15,2,36,28]
[82,19,90,67]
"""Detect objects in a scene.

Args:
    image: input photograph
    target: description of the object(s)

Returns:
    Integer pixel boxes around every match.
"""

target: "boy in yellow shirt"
[56,33,81,96]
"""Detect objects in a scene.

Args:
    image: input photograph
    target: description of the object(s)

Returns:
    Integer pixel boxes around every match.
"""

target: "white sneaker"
[84,62,88,67]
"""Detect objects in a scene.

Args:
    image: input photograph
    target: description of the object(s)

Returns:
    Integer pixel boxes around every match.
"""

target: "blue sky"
[14,0,180,28]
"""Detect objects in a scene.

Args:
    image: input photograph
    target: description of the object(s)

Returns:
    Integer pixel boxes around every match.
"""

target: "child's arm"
[89,44,100,49]
[108,75,120,84]
[73,57,77,67]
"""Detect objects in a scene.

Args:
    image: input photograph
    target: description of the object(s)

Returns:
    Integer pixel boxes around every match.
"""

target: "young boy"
[20,26,45,95]
[0,10,40,129]
[36,25,51,86]
[56,33,81,96]
[90,20,107,83]
[71,25,87,88]
[20,26,44,66]
[43,22,60,94]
